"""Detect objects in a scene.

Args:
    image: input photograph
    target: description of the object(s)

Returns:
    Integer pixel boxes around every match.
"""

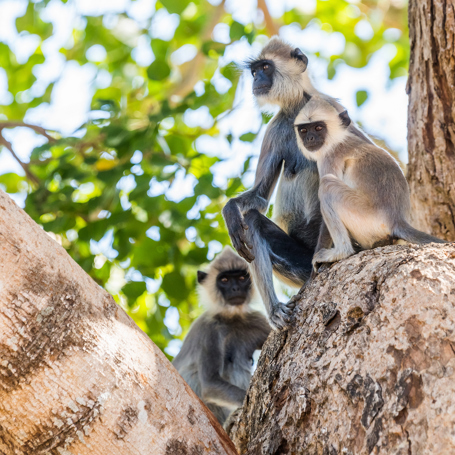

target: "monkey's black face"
[250,60,275,96]
[295,121,328,152]
[217,269,251,306]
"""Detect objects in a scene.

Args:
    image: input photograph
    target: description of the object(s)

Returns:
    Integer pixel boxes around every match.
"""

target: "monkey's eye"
[263,64,269,70]
[300,128,307,134]
[315,125,323,131]
[221,277,228,283]
[252,70,256,77]
[239,275,246,281]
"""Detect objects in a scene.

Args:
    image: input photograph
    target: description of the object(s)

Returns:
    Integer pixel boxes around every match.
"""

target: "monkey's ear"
[339,110,351,128]
[302,91,312,104]
[291,48,308,67]
[197,271,208,284]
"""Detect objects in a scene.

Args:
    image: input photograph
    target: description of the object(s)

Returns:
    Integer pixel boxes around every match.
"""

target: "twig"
[257,0,279,36]
[0,121,56,142]
[0,133,40,186]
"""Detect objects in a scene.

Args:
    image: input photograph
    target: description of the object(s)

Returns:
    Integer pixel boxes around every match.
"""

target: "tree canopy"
[0,0,408,357]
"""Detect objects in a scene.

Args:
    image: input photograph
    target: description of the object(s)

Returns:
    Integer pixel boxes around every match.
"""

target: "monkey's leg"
[313,174,357,269]
[243,209,313,329]
[306,220,333,280]
[315,219,333,253]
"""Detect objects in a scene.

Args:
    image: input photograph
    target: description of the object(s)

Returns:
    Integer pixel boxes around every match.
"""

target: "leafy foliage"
[0,0,408,357]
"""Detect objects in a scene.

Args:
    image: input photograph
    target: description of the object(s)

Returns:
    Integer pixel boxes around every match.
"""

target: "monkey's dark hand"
[222,200,255,263]
[270,300,296,330]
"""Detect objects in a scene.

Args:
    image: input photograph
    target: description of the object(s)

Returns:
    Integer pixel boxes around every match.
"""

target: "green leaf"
[0,173,27,193]
[356,90,368,107]
[161,0,187,14]
[123,281,147,304]
[162,270,189,300]
[16,3,53,38]
[229,21,244,41]
[147,60,171,81]
[201,41,225,56]
[239,132,256,142]
[151,39,168,60]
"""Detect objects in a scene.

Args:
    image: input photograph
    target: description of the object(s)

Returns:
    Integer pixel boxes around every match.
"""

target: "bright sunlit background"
[0,0,409,356]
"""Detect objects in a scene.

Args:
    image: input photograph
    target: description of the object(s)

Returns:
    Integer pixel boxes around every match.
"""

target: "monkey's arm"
[198,337,247,408]
[222,137,283,262]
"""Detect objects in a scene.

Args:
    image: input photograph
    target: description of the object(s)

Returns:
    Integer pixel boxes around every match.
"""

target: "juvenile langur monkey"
[293,95,446,269]
[172,247,270,425]
[222,37,372,329]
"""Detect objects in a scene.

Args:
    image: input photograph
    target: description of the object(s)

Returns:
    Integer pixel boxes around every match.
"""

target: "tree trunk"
[407,0,455,240]
[228,243,455,454]
[0,191,237,455]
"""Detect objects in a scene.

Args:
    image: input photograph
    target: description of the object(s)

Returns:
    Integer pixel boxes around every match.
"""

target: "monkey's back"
[347,142,410,220]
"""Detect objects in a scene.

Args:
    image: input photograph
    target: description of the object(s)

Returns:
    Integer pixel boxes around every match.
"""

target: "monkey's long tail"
[393,222,447,244]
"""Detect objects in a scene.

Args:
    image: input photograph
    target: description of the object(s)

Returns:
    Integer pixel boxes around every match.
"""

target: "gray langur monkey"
[293,95,446,270]
[222,37,372,329]
[172,247,271,425]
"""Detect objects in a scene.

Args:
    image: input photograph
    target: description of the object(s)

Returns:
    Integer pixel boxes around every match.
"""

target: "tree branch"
[0,121,56,142]
[169,0,226,101]
[257,0,279,36]
[0,133,40,186]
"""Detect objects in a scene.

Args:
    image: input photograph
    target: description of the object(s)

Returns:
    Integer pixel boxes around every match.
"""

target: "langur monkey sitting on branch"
[172,247,270,425]
[293,95,446,270]
[222,37,372,329]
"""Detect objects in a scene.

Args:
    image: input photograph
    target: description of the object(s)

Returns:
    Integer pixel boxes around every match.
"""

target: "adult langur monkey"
[172,247,270,425]
[293,95,446,270]
[222,37,372,329]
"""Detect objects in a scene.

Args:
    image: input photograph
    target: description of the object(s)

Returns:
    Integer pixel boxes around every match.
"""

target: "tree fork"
[0,190,237,455]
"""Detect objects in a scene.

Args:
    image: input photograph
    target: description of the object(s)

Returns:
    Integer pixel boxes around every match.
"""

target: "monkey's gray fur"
[222,37,372,329]
[294,95,446,270]
[172,247,271,425]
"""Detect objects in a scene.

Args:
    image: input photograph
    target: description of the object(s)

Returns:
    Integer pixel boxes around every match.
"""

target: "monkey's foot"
[223,407,243,433]
[312,247,353,272]
[269,300,296,330]
[309,262,332,277]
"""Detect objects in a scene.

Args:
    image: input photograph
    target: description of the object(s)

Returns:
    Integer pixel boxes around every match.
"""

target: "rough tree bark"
[407,0,455,240]
[0,190,237,455]
[228,243,455,454]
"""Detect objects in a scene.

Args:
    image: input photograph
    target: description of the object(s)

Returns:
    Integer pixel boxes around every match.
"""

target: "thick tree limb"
[228,243,455,454]
[257,0,278,36]
[0,189,237,455]
[170,0,226,101]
